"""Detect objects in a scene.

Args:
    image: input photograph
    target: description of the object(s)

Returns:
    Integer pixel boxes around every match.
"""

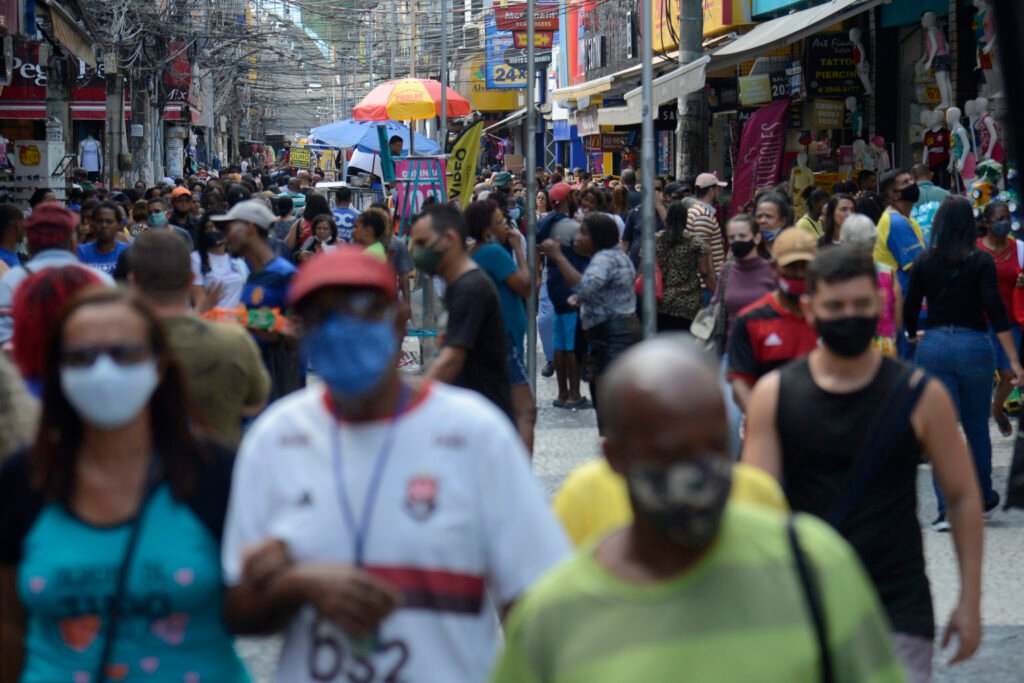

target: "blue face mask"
[302,312,398,399]
[509,207,521,222]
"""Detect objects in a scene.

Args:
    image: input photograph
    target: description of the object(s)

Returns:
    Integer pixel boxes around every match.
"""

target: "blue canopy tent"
[308,119,440,154]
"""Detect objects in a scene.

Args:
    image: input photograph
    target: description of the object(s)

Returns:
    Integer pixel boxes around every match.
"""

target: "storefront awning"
[550,76,614,103]
[484,107,527,134]
[616,56,711,123]
[709,0,885,71]
[0,103,47,120]
[42,0,97,68]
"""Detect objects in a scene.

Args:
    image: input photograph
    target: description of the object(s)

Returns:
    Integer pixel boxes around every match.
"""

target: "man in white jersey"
[222,245,569,683]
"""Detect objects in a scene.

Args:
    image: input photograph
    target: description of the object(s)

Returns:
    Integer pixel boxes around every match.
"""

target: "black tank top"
[777,356,934,638]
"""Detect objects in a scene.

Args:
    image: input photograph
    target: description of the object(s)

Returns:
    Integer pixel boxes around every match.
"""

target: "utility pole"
[367,12,375,87]
[640,0,656,338]
[440,0,448,147]
[390,0,397,79]
[104,51,124,188]
[525,0,538,390]
[676,0,705,184]
[410,0,417,78]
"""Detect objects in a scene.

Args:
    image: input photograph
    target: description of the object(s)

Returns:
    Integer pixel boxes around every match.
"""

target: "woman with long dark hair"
[0,288,253,681]
[654,201,716,331]
[905,197,1024,530]
[191,211,249,312]
[296,214,338,263]
[820,193,856,247]
[284,192,330,251]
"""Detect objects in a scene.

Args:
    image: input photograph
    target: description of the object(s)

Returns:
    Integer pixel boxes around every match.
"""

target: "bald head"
[600,337,728,471]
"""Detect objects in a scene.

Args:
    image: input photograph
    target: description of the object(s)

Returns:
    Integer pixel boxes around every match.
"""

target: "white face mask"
[61,355,159,429]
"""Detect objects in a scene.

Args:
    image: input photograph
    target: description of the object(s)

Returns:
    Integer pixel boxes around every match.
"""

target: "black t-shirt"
[442,268,514,422]
[904,249,1010,335]
[776,356,933,639]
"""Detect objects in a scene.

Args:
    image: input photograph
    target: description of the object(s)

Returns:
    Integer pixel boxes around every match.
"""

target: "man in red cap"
[169,186,199,243]
[222,245,568,683]
[0,203,112,344]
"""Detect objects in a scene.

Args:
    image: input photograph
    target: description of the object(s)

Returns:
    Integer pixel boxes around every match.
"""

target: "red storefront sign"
[494,3,560,32]
[0,42,129,120]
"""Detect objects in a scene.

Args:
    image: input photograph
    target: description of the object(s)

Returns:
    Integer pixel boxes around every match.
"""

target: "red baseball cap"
[170,186,192,199]
[288,245,398,307]
[549,182,572,203]
[26,203,79,248]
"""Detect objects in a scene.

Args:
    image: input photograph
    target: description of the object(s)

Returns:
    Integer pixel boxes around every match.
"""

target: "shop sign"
[584,133,633,153]
[785,60,804,98]
[811,99,845,129]
[485,0,528,90]
[394,158,448,222]
[732,99,790,214]
[288,147,313,169]
[576,106,600,137]
[463,57,522,111]
[656,104,677,131]
[814,172,844,189]
[738,74,772,107]
[703,0,753,38]
[805,33,862,98]
[494,3,560,32]
[512,31,555,49]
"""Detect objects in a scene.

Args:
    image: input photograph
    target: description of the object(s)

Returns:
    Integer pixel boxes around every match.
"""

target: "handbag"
[691,261,732,355]
[788,516,834,683]
[634,262,664,302]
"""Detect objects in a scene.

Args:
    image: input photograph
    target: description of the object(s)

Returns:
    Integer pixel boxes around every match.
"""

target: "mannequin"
[870,136,891,176]
[922,109,950,187]
[973,0,1003,98]
[78,134,102,180]
[849,28,873,95]
[964,99,980,154]
[845,96,864,139]
[974,96,1004,162]
[852,139,874,173]
[947,107,975,193]
[917,12,952,110]
[790,151,814,218]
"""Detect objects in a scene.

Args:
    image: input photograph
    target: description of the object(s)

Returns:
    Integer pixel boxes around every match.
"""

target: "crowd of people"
[0,159,1018,683]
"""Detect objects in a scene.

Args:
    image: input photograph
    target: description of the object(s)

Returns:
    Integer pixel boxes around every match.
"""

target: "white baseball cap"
[210,199,276,230]
[695,172,728,189]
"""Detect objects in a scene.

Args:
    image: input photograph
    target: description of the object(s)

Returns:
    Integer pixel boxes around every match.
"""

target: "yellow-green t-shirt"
[366,241,388,261]
[491,505,908,683]
[552,459,787,548]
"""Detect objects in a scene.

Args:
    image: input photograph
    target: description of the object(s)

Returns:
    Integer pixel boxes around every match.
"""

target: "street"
[238,365,1024,682]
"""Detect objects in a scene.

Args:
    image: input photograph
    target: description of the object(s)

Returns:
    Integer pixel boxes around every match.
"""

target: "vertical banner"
[731,99,790,215]
[394,158,449,224]
[446,122,483,209]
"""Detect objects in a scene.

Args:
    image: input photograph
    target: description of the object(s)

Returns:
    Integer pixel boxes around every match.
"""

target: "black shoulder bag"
[94,456,161,683]
[788,516,834,683]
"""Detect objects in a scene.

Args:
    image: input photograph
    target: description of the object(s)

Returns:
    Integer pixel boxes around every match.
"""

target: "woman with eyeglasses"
[0,288,255,682]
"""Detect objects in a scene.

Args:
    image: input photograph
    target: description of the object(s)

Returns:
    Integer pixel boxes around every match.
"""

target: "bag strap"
[788,516,835,683]
[827,365,928,529]
[94,456,161,683]
[1016,238,1023,271]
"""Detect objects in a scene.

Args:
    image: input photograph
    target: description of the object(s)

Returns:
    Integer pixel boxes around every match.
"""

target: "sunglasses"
[61,344,152,369]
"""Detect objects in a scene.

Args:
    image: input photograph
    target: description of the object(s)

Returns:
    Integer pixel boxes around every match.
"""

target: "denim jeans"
[538,281,555,363]
[720,353,743,460]
[916,326,996,514]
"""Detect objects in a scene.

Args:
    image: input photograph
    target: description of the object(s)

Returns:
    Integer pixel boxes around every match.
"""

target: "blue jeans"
[720,353,743,460]
[916,326,996,513]
[538,281,555,363]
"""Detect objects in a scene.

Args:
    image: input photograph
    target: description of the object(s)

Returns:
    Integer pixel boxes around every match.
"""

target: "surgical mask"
[148,212,168,228]
[762,228,781,242]
[509,207,521,222]
[302,313,397,399]
[412,239,447,275]
[990,220,1012,238]
[777,275,807,300]
[815,315,879,358]
[898,183,920,203]
[61,355,159,429]
[626,454,732,548]
[730,240,755,259]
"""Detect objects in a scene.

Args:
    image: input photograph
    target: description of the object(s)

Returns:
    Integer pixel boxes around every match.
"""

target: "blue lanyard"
[330,383,411,567]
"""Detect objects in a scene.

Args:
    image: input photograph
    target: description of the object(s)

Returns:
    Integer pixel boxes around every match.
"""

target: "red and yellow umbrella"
[353,78,471,122]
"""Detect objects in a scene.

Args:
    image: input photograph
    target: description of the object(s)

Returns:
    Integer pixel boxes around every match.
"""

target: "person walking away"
[0,287,251,683]
[352,209,389,261]
[269,195,294,242]
[465,199,536,452]
[0,204,113,344]
[296,214,339,263]
[191,211,250,312]
[820,193,856,247]
[796,188,830,239]
[728,228,819,412]
[840,214,903,356]
[77,202,129,276]
[130,230,269,445]
[904,197,1023,528]
[493,337,908,683]
[221,246,568,683]
[541,213,640,433]
[655,201,716,331]
[332,186,359,243]
[620,168,642,209]
[687,173,728,275]
[976,201,1020,436]
[537,182,590,409]
[217,199,303,402]
[744,246,985,683]
[0,204,24,276]
[411,204,515,423]
[621,179,666,267]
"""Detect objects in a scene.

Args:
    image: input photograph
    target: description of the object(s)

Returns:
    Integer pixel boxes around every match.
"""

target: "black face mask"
[730,240,755,259]
[203,230,227,248]
[815,315,879,358]
[898,183,920,204]
[990,220,1012,239]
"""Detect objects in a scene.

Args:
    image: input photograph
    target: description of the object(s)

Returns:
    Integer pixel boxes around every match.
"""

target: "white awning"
[597,104,640,126]
[709,0,886,71]
[550,76,614,102]
[621,55,711,116]
[43,0,97,68]
[484,107,527,133]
